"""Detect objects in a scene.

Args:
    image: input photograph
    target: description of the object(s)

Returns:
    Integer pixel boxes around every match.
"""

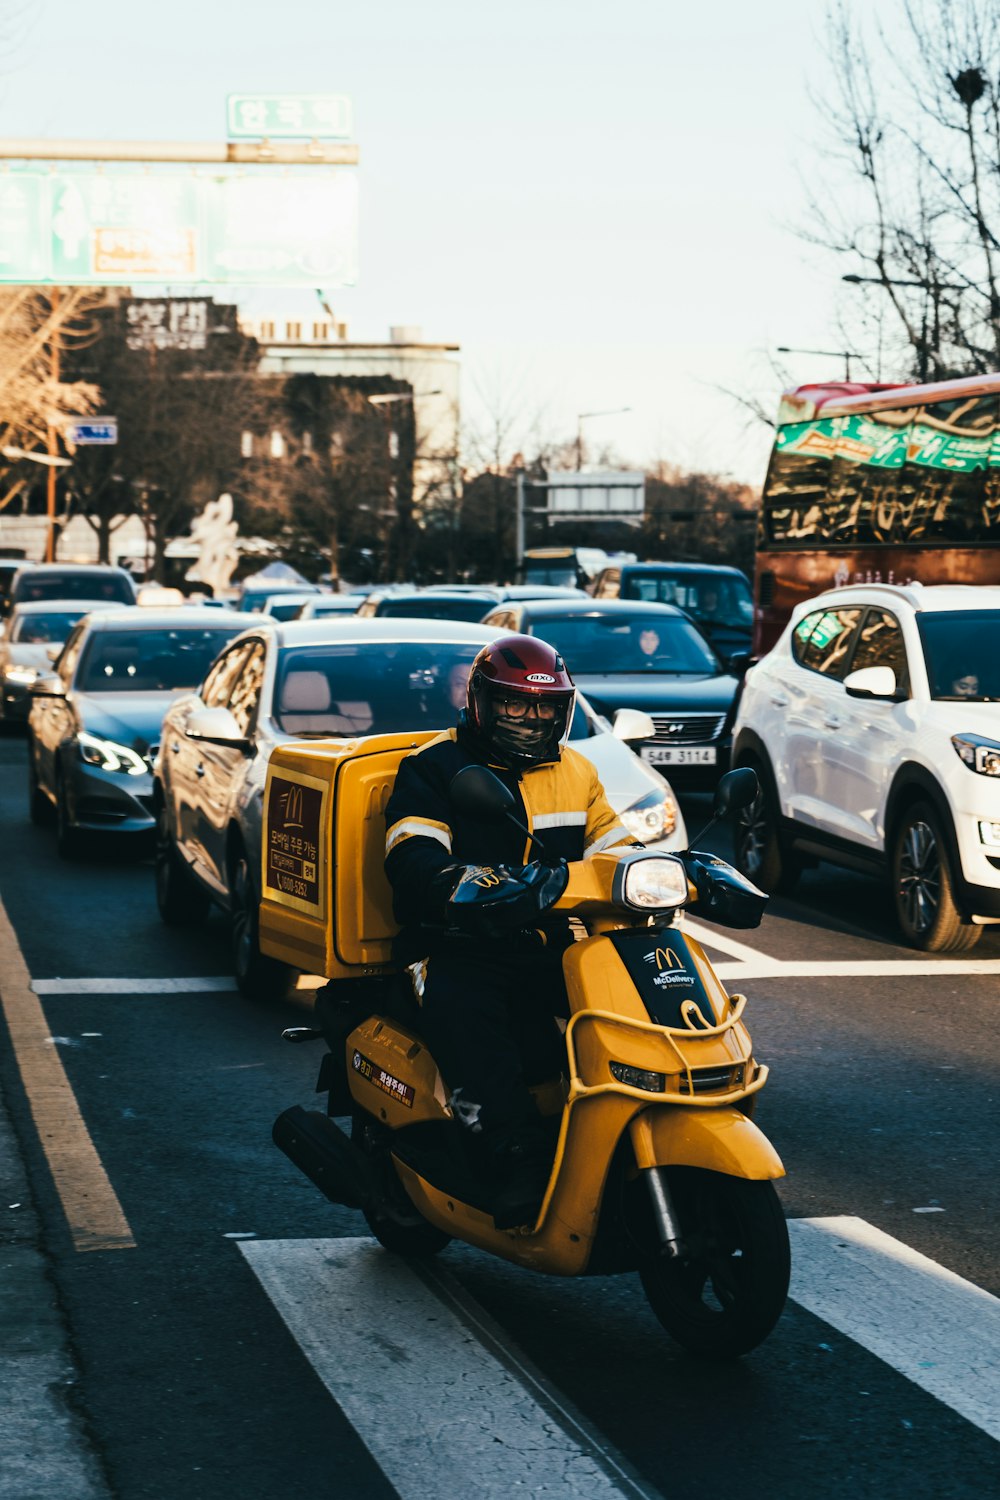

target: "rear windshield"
[918,612,1000,701]
[309,600,358,616]
[622,571,753,626]
[77,627,241,692]
[12,609,90,644]
[14,571,135,605]
[537,612,720,674]
[377,597,494,622]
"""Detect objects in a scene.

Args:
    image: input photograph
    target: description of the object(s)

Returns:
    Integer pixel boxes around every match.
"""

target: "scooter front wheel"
[351,1113,452,1259]
[639,1168,789,1359]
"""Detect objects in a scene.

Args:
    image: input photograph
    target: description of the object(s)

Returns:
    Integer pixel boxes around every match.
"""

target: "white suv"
[732,583,1000,952]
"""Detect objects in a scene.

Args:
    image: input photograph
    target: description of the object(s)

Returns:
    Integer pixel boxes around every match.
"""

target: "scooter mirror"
[450,764,517,821]
[712,766,759,819]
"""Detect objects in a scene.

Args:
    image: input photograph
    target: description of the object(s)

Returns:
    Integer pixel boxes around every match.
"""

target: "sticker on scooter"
[352,1049,415,1108]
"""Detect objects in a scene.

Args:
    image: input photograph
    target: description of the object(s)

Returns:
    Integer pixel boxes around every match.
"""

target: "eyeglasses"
[495,694,559,720]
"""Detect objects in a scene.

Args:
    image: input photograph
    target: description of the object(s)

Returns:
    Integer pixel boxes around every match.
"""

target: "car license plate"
[642,745,717,766]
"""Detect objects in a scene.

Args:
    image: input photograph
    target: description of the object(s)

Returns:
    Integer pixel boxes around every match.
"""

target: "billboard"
[0,168,359,287]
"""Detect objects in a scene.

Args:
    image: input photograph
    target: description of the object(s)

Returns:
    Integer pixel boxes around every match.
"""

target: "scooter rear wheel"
[639,1168,789,1359]
[351,1113,452,1259]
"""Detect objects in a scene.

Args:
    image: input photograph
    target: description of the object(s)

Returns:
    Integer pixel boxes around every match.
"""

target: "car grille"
[649,712,726,745]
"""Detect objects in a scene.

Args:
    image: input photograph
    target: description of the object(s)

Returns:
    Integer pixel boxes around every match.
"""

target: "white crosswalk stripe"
[241,1216,1000,1500]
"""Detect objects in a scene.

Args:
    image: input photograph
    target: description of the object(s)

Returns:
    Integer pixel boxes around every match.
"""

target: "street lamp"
[575,407,631,471]
[776,345,864,381]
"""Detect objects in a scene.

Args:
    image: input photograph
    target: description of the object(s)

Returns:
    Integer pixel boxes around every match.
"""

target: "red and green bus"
[753,372,1000,654]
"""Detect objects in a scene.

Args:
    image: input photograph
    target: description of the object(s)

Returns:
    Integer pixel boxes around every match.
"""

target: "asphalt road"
[1,734,998,1500]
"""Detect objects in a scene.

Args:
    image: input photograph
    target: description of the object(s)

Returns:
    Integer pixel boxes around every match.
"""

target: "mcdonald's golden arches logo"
[645,946,686,972]
[279,785,304,827]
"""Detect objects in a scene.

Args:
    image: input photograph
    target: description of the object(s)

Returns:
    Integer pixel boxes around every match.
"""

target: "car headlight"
[620,790,678,842]
[3,664,39,684]
[78,730,148,776]
[952,734,1000,777]
[620,854,689,910]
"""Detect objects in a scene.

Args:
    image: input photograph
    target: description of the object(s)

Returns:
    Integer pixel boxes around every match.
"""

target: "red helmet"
[467,634,576,766]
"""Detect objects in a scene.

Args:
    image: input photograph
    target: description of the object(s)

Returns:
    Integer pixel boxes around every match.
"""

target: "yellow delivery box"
[259,731,436,979]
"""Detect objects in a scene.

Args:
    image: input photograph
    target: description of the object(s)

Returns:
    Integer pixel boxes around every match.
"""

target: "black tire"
[733,759,800,894]
[892,800,981,953]
[55,771,87,859]
[639,1168,790,1359]
[155,802,210,926]
[230,840,289,1001]
[27,738,52,826]
[351,1112,451,1258]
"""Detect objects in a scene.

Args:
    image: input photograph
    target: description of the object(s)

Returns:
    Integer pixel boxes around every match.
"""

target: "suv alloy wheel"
[892,801,981,953]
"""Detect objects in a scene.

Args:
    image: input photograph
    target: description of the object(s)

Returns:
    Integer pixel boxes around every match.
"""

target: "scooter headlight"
[619,854,688,911]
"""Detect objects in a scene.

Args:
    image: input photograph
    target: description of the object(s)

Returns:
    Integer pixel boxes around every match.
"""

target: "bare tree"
[812,0,1000,379]
[0,287,103,513]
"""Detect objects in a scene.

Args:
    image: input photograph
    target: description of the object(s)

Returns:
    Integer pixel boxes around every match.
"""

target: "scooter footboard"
[630,1106,785,1180]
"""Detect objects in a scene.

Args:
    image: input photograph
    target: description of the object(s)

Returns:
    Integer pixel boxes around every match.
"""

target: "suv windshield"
[78,628,240,692]
[537,613,720,675]
[15,570,135,605]
[622,571,753,626]
[919,612,1000,701]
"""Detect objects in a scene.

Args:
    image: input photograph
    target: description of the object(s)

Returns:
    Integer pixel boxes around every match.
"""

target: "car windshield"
[78,628,242,692]
[273,640,594,739]
[534,613,720,674]
[267,599,311,621]
[309,600,358,616]
[378,597,495,622]
[918,612,1000,701]
[16,572,134,604]
[622,571,753,626]
[12,609,88,644]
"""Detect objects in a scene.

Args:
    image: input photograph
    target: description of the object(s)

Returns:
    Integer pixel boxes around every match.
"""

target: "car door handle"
[769,692,789,708]
[823,713,843,729]
[171,742,181,754]
[195,764,206,778]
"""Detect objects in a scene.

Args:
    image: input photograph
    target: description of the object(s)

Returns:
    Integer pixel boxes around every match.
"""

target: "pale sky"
[0,0,863,486]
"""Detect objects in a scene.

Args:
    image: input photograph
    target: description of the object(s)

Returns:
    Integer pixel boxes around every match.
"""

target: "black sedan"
[27,606,247,855]
[481,597,742,785]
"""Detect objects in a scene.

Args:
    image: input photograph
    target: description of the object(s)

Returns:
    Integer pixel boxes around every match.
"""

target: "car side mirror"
[31,672,66,698]
[613,707,655,743]
[727,651,754,678]
[844,665,898,700]
[185,706,251,750]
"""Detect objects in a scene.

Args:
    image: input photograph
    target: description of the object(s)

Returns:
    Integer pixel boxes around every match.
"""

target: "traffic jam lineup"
[2,25,1000,1500]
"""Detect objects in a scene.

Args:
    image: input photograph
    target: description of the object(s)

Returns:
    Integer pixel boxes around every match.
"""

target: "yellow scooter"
[272,755,790,1359]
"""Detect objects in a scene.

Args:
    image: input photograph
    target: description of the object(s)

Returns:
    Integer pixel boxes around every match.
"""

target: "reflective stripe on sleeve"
[532,811,588,831]
[385,817,453,856]
[584,825,632,857]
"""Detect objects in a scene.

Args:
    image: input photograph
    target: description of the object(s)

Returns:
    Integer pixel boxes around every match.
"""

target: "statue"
[186,493,239,597]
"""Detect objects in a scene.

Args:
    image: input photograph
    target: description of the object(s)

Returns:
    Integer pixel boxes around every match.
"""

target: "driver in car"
[384,634,638,1227]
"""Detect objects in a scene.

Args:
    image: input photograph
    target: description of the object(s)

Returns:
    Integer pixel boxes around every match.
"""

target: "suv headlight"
[952,734,1000,777]
[4,664,39,684]
[620,790,678,842]
[78,730,148,776]
[619,854,689,910]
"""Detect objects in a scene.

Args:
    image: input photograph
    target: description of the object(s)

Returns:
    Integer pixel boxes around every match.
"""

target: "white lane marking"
[32,976,239,995]
[32,975,325,996]
[684,918,769,963]
[789,1216,1000,1442]
[239,1237,656,1500]
[713,958,1000,980]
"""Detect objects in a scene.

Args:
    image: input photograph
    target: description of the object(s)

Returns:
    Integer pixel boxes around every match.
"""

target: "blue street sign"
[66,419,118,446]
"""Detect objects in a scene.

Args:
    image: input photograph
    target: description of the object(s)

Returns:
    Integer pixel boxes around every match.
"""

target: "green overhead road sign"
[0,168,359,286]
[226,94,353,141]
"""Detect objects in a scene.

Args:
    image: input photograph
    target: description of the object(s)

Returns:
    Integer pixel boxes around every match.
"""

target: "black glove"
[445,860,569,934]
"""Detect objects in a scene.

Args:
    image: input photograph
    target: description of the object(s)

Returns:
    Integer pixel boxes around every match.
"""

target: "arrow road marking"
[239,1237,658,1500]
